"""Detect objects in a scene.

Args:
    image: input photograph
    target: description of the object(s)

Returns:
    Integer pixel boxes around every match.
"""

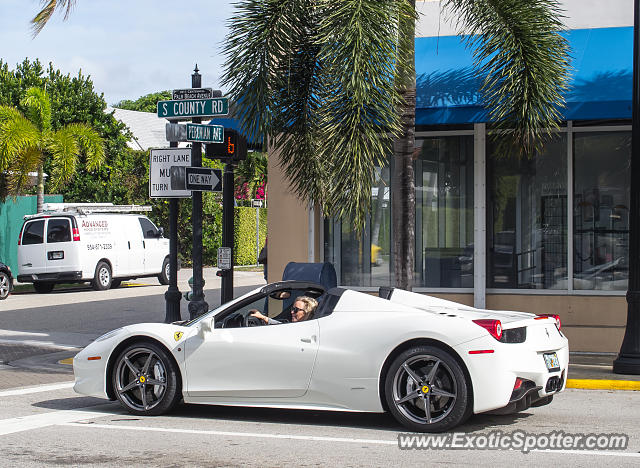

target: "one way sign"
[185,167,222,191]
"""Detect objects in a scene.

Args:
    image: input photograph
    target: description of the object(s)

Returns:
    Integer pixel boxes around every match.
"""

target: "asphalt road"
[1,384,639,467]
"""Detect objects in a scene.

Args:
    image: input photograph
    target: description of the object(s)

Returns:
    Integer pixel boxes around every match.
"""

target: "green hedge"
[234,207,267,265]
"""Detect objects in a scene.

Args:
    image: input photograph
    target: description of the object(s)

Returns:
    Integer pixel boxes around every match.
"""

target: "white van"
[17,204,171,293]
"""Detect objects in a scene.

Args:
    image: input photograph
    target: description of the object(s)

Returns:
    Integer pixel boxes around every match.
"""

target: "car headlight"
[95,328,124,342]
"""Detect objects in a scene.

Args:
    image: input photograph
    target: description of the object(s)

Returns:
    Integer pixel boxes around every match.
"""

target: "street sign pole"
[221,162,235,304]
[188,65,209,320]
[164,139,182,324]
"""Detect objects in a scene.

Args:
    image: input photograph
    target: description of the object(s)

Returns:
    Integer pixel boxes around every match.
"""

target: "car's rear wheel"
[112,342,180,416]
[158,257,170,285]
[0,271,10,299]
[92,261,112,291]
[385,345,471,432]
[33,281,55,294]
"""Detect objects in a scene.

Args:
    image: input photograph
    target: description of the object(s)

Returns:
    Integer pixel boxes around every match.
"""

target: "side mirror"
[198,316,214,338]
[157,227,164,238]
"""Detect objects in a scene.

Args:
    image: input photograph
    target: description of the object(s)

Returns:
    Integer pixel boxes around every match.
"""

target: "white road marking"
[0,405,117,436]
[0,381,74,397]
[62,423,398,445]
[60,423,640,458]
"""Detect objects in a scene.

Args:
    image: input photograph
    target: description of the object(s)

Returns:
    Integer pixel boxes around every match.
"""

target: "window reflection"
[487,134,567,289]
[323,166,391,286]
[573,132,630,290]
[415,136,474,287]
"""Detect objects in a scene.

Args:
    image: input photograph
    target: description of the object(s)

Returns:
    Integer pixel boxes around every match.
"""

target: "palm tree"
[0,87,104,212]
[31,0,569,290]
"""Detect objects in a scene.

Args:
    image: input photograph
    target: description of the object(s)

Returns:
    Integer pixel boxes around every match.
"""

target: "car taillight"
[72,227,80,241]
[536,314,561,330]
[472,319,503,340]
[18,226,23,245]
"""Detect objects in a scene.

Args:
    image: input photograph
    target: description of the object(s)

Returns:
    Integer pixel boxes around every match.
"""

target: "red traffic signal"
[206,128,247,162]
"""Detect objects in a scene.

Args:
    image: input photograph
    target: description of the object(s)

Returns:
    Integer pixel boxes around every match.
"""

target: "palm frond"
[314,0,405,227]
[31,0,77,36]
[5,146,43,196]
[45,127,80,190]
[21,87,52,133]
[444,0,570,157]
[0,106,41,172]
[221,0,309,143]
[63,122,105,171]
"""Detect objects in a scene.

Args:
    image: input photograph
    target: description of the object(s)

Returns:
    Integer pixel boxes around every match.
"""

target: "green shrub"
[234,207,267,265]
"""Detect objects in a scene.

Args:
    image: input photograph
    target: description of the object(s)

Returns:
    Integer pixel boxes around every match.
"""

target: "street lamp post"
[614,0,640,374]
[188,65,209,320]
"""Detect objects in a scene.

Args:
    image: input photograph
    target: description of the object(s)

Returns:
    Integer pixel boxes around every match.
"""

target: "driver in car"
[250,296,318,325]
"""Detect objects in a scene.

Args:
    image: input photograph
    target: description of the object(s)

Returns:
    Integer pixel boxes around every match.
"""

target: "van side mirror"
[157,227,164,238]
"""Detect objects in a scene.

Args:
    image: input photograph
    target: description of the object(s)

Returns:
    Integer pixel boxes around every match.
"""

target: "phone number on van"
[87,243,113,250]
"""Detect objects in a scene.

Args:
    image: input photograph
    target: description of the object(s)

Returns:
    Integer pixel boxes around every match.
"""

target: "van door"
[45,217,76,275]
[124,217,145,275]
[138,217,166,274]
[18,219,46,276]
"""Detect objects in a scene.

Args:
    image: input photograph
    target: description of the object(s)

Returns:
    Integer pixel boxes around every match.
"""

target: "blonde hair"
[295,296,318,320]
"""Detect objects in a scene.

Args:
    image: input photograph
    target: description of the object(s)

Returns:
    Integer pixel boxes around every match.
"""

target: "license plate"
[48,251,64,260]
[544,352,560,372]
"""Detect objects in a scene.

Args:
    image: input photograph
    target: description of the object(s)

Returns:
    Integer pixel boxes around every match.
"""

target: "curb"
[566,379,640,391]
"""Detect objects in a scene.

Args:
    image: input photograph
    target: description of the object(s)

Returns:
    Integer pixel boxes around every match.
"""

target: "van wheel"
[92,262,112,291]
[33,282,55,294]
[0,272,12,299]
[110,279,122,289]
[158,257,170,285]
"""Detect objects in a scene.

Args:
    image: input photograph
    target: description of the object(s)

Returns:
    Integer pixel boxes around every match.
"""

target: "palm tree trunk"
[391,0,416,291]
[37,163,44,213]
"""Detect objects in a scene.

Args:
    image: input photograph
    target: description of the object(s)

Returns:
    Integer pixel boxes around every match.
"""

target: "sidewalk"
[567,353,640,390]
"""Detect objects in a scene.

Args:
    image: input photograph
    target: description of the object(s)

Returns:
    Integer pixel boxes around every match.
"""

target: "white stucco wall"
[416,0,633,37]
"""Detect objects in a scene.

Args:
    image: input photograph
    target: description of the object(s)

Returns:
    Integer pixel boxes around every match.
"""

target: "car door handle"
[300,337,312,343]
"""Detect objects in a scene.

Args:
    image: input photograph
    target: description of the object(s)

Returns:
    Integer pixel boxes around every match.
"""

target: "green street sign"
[186,123,224,143]
[157,97,229,120]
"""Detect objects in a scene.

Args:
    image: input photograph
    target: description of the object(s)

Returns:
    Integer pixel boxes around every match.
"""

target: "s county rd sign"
[185,167,222,192]
[157,98,229,120]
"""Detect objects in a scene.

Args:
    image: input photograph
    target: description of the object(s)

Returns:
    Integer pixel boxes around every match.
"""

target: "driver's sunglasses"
[291,306,305,314]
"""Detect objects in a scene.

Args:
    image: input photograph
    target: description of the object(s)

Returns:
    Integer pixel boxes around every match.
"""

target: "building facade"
[268,0,635,352]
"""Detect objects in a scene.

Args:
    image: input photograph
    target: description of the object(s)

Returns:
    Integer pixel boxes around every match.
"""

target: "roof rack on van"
[35,203,152,215]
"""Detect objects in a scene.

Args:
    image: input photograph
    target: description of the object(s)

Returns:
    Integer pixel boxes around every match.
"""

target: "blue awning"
[415,27,632,125]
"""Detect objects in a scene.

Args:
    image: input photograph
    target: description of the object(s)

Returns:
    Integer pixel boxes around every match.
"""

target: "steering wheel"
[244,315,264,327]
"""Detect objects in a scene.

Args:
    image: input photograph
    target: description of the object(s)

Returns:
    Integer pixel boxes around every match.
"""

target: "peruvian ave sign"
[157,97,229,120]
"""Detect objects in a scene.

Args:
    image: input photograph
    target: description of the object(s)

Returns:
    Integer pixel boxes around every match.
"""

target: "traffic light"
[206,128,247,163]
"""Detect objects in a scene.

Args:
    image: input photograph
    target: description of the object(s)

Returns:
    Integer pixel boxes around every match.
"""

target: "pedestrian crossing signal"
[206,128,247,162]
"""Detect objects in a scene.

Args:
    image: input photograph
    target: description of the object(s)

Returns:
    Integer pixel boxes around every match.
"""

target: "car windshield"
[182,287,262,327]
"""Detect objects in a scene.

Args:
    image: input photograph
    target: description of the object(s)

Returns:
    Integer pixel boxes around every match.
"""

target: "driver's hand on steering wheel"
[249,310,269,324]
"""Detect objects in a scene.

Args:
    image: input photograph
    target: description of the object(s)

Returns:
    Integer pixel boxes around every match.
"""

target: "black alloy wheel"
[385,345,471,432]
[112,342,181,415]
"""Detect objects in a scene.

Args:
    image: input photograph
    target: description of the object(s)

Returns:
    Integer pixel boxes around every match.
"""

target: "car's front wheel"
[385,345,471,432]
[112,342,181,415]
[0,271,11,299]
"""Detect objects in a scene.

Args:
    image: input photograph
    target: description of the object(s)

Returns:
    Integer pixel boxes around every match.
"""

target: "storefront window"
[487,135,567,289]
[415,136,474,287]
[573,132,630,290]
[323,166,391,286]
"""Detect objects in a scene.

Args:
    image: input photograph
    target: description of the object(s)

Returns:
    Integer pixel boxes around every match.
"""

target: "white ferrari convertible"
[73,280,568,432]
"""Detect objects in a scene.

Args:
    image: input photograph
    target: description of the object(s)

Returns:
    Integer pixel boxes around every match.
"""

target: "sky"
[0,0,235,105]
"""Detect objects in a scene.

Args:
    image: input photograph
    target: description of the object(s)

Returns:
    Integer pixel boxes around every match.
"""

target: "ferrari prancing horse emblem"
[174,332,184,341]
